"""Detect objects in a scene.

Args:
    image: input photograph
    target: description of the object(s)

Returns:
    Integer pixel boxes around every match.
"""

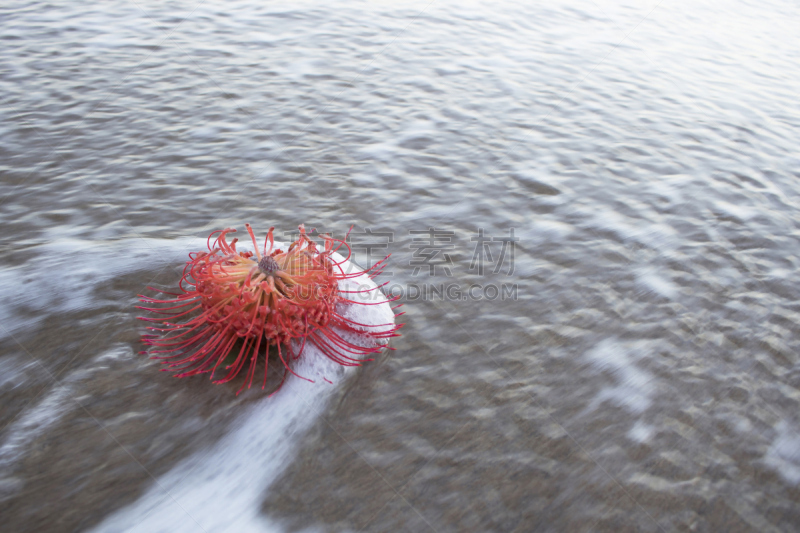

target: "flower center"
[258,255,281,274]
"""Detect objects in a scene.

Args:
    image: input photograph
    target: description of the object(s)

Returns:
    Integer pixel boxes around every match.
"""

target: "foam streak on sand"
[90,254,395,533]
[0,236,208,339]
[0,346,134,471]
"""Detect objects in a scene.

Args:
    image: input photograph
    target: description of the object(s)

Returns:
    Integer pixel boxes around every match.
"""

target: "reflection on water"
[2,0,800,531]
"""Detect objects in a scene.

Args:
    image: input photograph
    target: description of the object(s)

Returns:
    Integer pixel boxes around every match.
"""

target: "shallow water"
[2,0,800,531]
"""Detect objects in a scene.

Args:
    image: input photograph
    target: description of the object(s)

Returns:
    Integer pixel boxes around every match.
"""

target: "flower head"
[138,224,402,394]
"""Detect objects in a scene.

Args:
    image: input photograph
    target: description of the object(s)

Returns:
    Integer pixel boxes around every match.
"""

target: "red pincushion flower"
[138,224,402,394]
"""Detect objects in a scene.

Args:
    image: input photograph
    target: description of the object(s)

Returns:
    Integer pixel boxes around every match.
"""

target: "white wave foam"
[0,382,74,470]
[627,420,655,443]
[636,268,679,300]
[0,345,134,470]
[764,420,800,485]
[0,236,207,339]
[584,338,656,415]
